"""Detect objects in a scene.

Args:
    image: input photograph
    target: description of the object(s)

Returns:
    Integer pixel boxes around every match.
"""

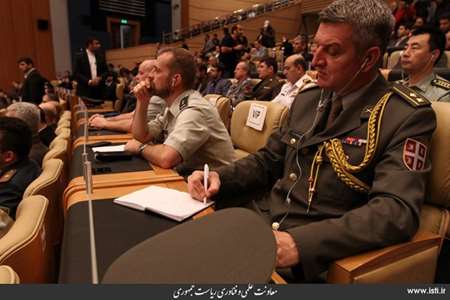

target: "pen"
[203,163,209,205]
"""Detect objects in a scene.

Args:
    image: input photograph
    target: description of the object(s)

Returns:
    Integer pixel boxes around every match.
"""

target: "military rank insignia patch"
[179,96,189,111]
[403,138,427,171]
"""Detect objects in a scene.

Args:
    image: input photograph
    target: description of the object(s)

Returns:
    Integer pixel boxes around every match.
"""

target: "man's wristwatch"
[138,143,148,156]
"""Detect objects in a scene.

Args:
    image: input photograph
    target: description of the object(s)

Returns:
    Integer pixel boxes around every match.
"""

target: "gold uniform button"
[290,138,297,145]
[289,173,298,181]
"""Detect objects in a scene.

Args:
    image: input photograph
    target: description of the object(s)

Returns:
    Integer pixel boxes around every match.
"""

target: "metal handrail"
[162,0,302,44]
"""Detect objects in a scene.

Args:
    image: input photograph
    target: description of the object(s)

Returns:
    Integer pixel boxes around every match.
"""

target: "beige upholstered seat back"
[204,94,231,130]
[419,102,450,237]
[24,159,64,247]
[0,196,51,283]
[44,139,68,162]
[387,50,401,69]
[0,265,19,284]
[230,101,288,159]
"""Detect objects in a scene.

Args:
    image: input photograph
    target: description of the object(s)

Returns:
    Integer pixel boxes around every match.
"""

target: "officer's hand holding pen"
[187,170,221,201]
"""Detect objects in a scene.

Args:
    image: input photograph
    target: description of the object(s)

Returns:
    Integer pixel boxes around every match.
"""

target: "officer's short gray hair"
[6,102,40,134]
[319,0,395,55]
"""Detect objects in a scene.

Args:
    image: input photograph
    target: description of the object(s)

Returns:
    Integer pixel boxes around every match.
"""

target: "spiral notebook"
[113,185,213,221]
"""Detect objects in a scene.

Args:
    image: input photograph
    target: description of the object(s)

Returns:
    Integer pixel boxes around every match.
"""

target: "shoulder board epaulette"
[179,95,189,111]
[431,78,450,90]
[298,83,319,94]
[0,169,16,183]
[391,83,431,107]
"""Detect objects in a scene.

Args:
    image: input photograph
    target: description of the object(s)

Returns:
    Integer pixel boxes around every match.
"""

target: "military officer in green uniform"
[249,57,282,101]
[0,117,41,218]
[125,48,234,174]
[188,0,436,281]
[399,26,450,102]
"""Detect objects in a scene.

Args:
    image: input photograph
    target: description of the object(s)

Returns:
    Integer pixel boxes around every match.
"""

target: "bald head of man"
[135,59,156,83]
[283,54,307,84]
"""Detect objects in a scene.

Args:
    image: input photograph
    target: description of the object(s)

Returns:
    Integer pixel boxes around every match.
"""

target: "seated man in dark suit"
[17,57,48,105]
[0,117,41,218]
[249,56,282,101]
[6,103,48,166]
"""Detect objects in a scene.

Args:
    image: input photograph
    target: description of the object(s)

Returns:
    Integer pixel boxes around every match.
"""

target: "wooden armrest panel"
[328,231,442,283]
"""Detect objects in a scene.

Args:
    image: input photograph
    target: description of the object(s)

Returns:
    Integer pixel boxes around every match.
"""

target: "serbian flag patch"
[403,138,427,171]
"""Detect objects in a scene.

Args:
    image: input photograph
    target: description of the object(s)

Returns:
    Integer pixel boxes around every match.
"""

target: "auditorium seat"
[0,195,52,283]
[24,159,65,247]
[43,140,68,188]
[204,94,232,130]
[0,265,19,284]
[387,50,401,69]
[230,101,288,160]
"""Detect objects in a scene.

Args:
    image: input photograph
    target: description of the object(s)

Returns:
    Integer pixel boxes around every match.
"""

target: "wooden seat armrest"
[327,231,442,283]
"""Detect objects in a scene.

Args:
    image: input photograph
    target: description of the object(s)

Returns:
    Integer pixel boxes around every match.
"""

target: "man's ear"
[361,46,382,72]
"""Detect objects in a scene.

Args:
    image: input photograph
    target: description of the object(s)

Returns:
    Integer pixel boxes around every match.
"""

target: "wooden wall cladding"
[0,0,55,92]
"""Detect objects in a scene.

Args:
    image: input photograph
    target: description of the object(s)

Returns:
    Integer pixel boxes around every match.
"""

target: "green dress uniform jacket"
[215,75,436,281]
[0,159,41,217]
[249,76,282,101]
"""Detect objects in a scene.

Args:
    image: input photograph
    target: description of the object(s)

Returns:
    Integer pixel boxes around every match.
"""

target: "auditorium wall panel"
[0,0,55,92]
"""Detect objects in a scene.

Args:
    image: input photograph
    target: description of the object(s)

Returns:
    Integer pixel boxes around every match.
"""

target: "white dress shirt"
[86,49,97,80]
[272,74,316,109]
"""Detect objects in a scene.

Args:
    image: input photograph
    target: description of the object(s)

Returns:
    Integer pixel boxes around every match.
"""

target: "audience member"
[439,13,450,33]
[219,25,246,78]
[17,57,48,105]
[188,0,435,282]
[259,20,276,48]
[195,64,209,94]
[37,107,56,147]
[400,26,450,102]
[203,63,231,96]
[389,22,411,48]
[101,72,118,101]
[251,39,268,60]
[0,117,41,218]
[249,56,282,101]
[126,48,234,175]
[281,36,294,58]
[89,60,165,132]
[73,37,108,99]
[6,102,48,165]
[272,54,317,109]
[226,61,254,108]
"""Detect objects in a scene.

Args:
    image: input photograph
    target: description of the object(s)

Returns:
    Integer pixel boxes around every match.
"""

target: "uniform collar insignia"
[179,95,189,111]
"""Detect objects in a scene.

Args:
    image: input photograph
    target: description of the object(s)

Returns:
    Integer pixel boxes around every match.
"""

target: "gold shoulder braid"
[307,92,393,212]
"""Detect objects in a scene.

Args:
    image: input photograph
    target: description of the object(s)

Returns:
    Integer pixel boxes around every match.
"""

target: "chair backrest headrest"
[23,159,63,198]
[205,94,231,128]
[45,139,67,161]
[387,50,402,69]
[231,100,288,154]
[428,102,450,207]
[0,195,48,262]
[0,265,20,284]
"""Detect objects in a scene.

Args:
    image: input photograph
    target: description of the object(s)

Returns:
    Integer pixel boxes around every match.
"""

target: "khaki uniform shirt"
[272,74,316,109]
[215,76,436,281]
[401,73,450,102]
[147,90,234,173]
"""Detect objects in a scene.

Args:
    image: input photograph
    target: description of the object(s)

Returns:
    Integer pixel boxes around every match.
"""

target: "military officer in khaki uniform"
[188,0,436,281]
[400,27,450,102]
[125,48,234,174]
[249,57,282,101]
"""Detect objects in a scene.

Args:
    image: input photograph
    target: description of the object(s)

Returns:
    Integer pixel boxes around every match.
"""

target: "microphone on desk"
[79,99,100,284]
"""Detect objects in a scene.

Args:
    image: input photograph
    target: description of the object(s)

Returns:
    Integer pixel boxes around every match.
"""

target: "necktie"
[326,96,343,129]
